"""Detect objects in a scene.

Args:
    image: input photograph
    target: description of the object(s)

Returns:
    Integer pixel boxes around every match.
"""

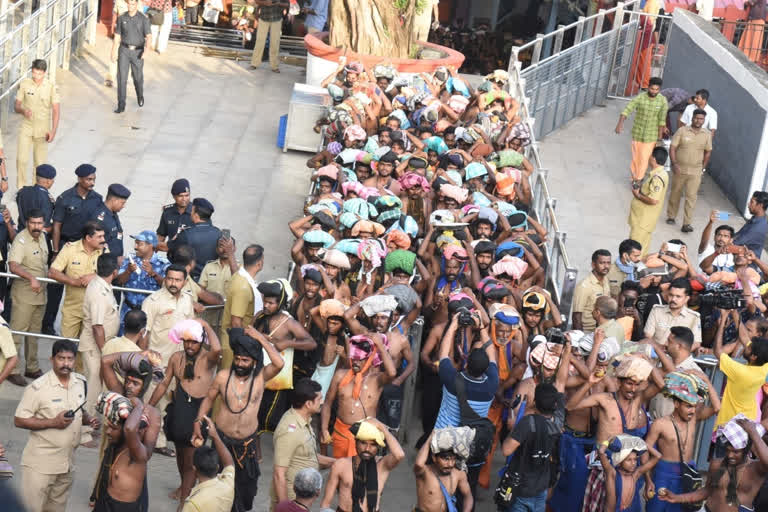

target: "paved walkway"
[540,99,737,277]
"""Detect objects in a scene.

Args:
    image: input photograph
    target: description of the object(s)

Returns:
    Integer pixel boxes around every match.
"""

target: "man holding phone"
[698,212,736,274]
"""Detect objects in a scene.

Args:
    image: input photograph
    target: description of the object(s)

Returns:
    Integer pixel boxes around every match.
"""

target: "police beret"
[36,164,56,179]
[108,184,131,199]
[75,164,96,177]
[192,197,214,213]
[171,178,190,196]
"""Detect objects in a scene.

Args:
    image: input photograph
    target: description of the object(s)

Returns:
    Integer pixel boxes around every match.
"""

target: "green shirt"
[622,92,668,143]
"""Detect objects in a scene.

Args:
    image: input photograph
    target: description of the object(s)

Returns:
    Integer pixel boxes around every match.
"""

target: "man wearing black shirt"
[111,0,151,113]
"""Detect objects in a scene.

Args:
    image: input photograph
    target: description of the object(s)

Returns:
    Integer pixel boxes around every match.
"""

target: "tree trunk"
[329,0,416,58]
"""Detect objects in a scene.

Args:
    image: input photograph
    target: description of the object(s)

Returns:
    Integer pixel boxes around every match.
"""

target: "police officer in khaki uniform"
[78,253,120,446]
[7,207,48,386]
[141,263,194,454]
[0,317,18,385]
[571,249,612,332]
[14,339,99,512]
[199,237,238,328]
[628,147,670,257]
[643,277,702,348]
[14,59,60,189]
[48,220,107,339]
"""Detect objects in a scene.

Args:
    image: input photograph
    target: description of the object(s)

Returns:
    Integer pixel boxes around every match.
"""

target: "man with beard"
[364,151,401,195]
[468,240,496,284]
[648,327,706,420]
[220,244,263,369]
[615,76,668,184]
[399,172,431,237]
[14,340,99,512]
[320,418,405,512]
[424,245,470,325]
[382,249,430,299]
[140,264,195,456]
[291,230,330,266]
[191,326,284,511]
[148,318,221,502]
[321,249,352,304]
[607,239,642,299]
[8,208,48,385]
[642,278,701,349]
[345,293,416,433]
[414,430,473,512]
[321,333,396,458]
[572,249,612,332]
[90,392,160,512]
[292,266,327,333]
[309,299,348,400]
[699,218,736,274]
[660,417,768,511]
[644,371,720,511]
[115,230,169,327]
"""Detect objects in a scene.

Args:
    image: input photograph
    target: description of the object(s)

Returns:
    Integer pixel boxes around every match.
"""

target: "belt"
[121,43,144,50]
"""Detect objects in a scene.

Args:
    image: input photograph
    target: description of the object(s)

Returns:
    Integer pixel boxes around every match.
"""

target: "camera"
[624,296,636,308]
[457,307,477,326]
[546,327,566,345]
[699,290,746,310]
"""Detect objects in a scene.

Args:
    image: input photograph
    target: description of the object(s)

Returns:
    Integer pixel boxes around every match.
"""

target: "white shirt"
[680,103,718,131]
[698,243,734,273]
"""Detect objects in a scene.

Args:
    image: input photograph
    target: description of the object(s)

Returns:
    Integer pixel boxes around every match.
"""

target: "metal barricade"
[397,316,424,444]
[692,355,723,470]
[713,18,768,71]
[0,0,96,133]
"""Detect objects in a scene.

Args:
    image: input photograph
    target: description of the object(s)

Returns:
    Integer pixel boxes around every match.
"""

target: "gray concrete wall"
[664,10,768,216]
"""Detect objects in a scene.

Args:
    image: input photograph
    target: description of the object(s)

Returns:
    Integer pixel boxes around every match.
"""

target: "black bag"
[673,421,704,512]
[454,375,495,466]
[146,7,164,25]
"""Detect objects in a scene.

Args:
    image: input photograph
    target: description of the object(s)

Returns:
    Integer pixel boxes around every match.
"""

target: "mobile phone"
[0,204,7,212]
[717,211,731,221]
[666,242,681,253]
[624,297,636,308]
[727,245,744,254]
[221,229,231,240]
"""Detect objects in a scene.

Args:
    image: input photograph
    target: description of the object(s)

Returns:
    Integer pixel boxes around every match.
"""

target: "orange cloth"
[740,19,765,63]
[338,351,376,400]
[636,46,653,90]
[617,316,634,341]
[630,140,656,181]
[332,417,357,457]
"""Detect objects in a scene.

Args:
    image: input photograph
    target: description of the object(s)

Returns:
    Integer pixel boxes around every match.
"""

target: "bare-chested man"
[414,431,472,512]
[91,393,161,512]
[645,371,720,511]
[191,326,284,512]
[309,299,349,400]
[321,418,405,512]
[148,318,221,502]
[321,332,396,457]
[660,418,768,511]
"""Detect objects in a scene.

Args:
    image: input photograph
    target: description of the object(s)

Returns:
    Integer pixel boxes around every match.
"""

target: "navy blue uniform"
[16,185,55,231]
[168,221,220,280]
[53,186,103,243]
[91,202,124,257]
[156,203,193,241]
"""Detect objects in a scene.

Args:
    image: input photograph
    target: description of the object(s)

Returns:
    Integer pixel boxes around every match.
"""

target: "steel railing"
[713,18,768,70]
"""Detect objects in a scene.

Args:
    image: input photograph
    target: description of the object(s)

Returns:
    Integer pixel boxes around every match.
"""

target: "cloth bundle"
[359,294,398,317]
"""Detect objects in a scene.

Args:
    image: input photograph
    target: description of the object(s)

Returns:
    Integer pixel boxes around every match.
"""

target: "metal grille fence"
[714,19,768,71]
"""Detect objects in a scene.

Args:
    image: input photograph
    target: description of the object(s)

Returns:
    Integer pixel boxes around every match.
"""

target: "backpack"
[455,374,496,466]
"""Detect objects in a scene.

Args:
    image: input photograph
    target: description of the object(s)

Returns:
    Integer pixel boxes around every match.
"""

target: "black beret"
[171,178,190,196]
[192,197,214,213]
[36,164,56,179]
[108,184,131,199]
[75,164,96,177]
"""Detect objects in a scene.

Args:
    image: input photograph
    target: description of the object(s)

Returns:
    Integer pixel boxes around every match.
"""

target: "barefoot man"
[148,319,221,503]
[90,392,161,512]
[320,418,405,512]
[191,326,284,512]
[414,430,473,512]
[320,333,397,457]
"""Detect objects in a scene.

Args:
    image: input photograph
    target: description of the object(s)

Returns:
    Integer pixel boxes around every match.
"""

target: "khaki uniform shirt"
[606,261,632,298]
[628,165,669,232]
[572,273,611,332]
[79,276,120,352]
[182,275,202,303]
[15,370,86,474]
[8,229,48,305]
[199,259,235,296]
[671,125,712,174]
[182,465,235,512]
[142,286,195,365]
[51,240,106,313]
[598,318,626,345]
[643,304,702,346]
[16,77,60,138]
[270,408,319,507]
[221,272,256,332]
[0,322,17,373]
[102,336,141,356]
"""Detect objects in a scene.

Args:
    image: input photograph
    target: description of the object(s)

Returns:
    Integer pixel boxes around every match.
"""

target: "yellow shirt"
[269,408,319,508]
[79,276,120,352]
[51,240,106,311]
[182,465,235,512]
[199,259,235,296]
[221,272,256,331]
[8,229,48,305]
[0,322,17,373]
[628,165,669,231]
[16,77,60,138]
[715,353,768,426]
[142,286,195,365]
[572,273,610,332]
[15,370,86,474]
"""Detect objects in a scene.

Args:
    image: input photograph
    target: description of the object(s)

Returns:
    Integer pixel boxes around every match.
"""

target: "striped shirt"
[434,359,498,429]
[622,92,668,143]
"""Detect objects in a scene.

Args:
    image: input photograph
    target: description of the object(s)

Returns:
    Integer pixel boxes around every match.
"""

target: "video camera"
[699,290,747,310]
[456,307,479,326]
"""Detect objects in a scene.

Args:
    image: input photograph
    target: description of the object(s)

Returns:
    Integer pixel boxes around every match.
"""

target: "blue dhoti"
[548,430,595,512]
[646,459,693,512]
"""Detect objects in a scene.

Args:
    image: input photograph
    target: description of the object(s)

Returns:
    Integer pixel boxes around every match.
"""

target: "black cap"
[36,164,56,179]
[171,178,190,196]
[75,164,96,177]
[107,184,131,199]
[379,151,398,164]
[192,197,214,213]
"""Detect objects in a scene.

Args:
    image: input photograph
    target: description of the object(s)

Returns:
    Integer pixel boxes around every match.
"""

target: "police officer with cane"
[111,0,151,114]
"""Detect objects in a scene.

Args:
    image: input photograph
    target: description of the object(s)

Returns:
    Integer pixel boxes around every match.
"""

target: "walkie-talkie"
[64,401,86,418]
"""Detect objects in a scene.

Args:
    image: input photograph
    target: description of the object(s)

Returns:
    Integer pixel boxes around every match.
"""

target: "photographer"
[642,277,701,350]
[617,281,645,341]
[698,212,736,274]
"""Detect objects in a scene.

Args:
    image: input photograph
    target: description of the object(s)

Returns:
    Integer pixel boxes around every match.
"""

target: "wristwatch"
[1,177,8,182]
